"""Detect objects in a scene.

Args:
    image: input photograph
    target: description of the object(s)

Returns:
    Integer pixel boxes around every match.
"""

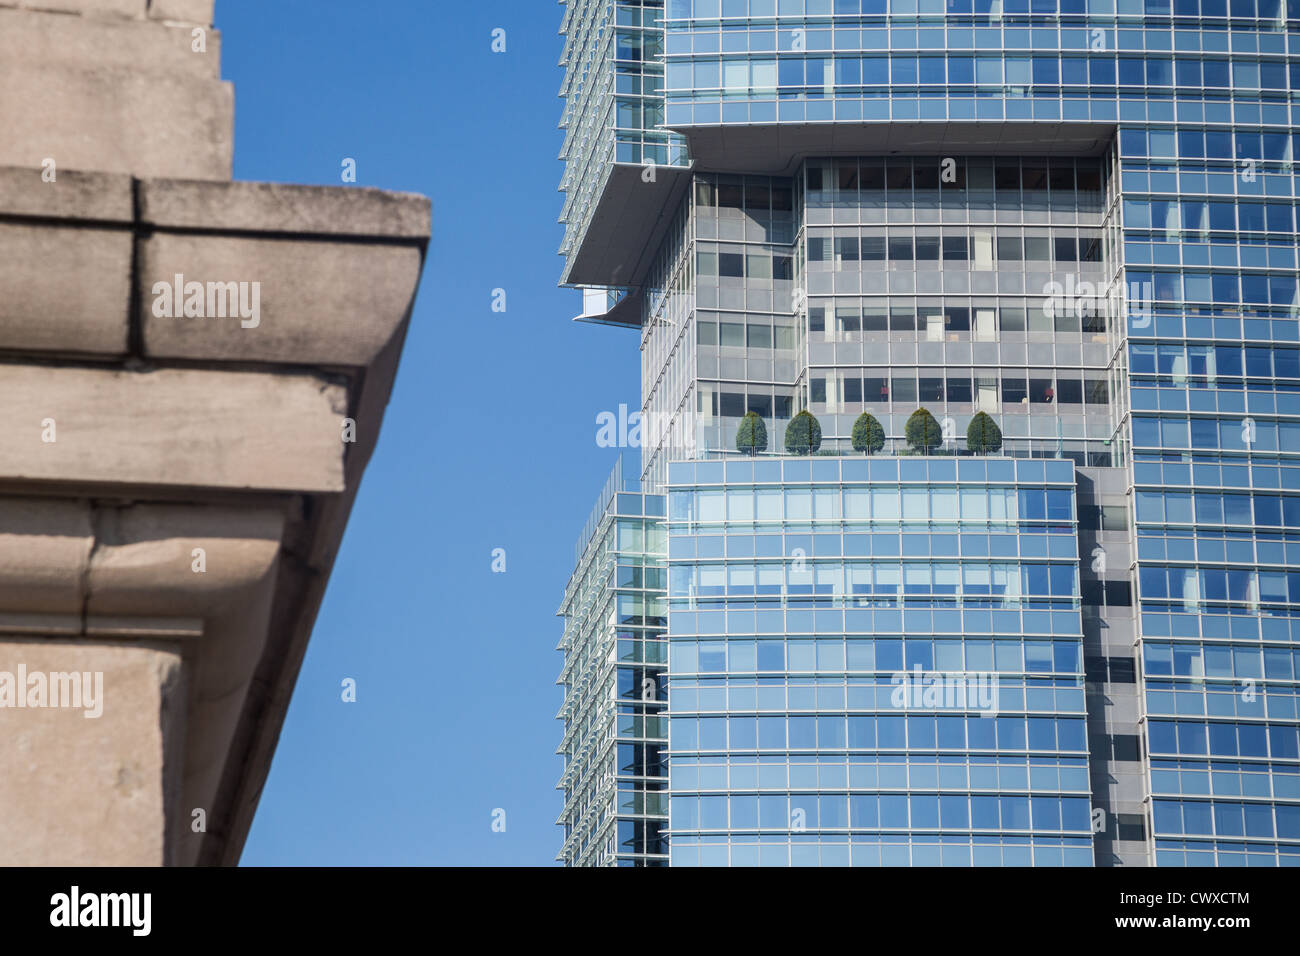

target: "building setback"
[556,0,1300,865]
[0,0,429,864]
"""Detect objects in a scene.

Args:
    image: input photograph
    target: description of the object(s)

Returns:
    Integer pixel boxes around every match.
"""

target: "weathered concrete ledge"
[0,1,213,27]
[0,167,432,364]
[140,178,433,238]
[0,365,349,491]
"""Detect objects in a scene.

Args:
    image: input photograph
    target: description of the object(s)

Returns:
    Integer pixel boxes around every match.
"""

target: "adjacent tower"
[557,0,1300,866]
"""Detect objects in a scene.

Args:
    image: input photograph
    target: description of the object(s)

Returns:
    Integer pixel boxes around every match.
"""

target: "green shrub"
[735,411,768,456]
[905,407,942,454]
[851,412,885,455]
[783,409,823,455]
[967,412,1003,455]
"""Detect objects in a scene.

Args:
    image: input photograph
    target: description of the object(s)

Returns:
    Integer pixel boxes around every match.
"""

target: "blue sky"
[221,1,637,865]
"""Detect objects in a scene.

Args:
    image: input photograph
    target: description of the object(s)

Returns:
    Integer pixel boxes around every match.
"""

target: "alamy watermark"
[152,274,261,329]
[50,886,150,936]
[596,403,697,455]
[0,666,103,719]
[890,666,999,716]
[1041,275,1154,329]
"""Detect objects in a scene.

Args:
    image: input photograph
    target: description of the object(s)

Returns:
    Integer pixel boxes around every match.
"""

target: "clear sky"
[221,0,638,865]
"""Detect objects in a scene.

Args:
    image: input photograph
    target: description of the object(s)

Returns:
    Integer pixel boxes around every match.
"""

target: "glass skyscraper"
[557,460,669,865]
[556,0,1300,866]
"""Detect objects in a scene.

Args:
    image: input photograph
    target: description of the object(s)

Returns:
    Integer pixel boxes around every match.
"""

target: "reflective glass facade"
[664,457,1093,866]
[559,0,689,285]
[662,0,1295,133]
[557,460,670,865]
[557,0,1300,866]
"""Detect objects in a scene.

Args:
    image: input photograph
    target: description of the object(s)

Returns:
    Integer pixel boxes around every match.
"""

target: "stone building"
[0,0,430,865]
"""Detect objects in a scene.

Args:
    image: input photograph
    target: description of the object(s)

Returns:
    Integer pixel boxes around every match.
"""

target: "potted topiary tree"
[905,407,942,454]
[966,411,1003,455]
[784,409,823,455]
[851,412,885,456]
[735,410,768,456]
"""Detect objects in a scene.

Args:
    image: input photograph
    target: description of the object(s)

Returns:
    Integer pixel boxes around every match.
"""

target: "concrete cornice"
[0,165,431,366]
[140,178,432,240]
[0,498,284,865]
[0,166,133,222]
[0,365,350,491]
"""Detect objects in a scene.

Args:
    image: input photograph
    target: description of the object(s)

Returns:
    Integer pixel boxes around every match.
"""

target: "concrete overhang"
[0,169,429,367]
[673,121,1118,177]
[561,162,692,291]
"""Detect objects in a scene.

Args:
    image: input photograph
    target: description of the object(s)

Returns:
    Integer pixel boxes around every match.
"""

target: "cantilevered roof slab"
[563,163,692,290]
[676,121,1116,177]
